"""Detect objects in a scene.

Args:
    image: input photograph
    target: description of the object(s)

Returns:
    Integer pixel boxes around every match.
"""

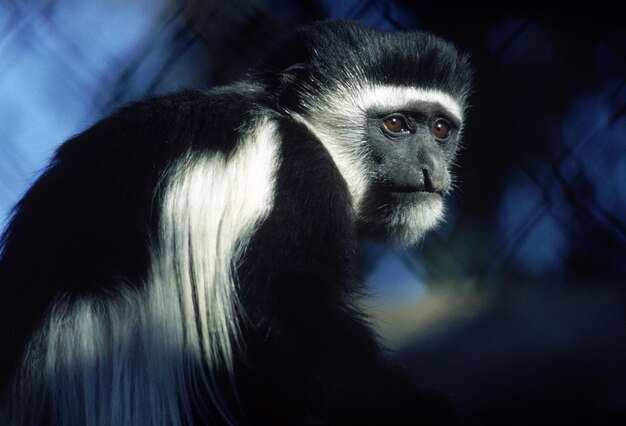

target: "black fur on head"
[256,20,472,112]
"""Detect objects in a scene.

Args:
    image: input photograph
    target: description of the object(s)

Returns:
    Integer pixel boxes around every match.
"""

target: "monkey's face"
[298,84,464,246]
[355,98,462,245]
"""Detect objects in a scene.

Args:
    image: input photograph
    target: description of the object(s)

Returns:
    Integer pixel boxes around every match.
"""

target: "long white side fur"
[7,117,280,425]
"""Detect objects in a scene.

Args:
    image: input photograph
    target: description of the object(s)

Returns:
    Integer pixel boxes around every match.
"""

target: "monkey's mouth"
[388,185,444,197]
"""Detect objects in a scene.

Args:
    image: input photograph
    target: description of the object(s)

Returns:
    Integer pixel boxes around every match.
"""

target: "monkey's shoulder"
[55,87,266,161]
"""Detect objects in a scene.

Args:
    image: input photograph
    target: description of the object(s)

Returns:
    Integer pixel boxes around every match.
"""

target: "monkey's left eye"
[383,116,408,134]
[432,118,452,140]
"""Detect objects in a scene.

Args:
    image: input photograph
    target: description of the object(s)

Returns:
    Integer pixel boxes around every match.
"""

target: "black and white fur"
[0,20,472,425]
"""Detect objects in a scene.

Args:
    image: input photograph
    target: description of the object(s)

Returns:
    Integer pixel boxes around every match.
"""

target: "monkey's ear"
[280,63,313,86]
[274,63,313,110]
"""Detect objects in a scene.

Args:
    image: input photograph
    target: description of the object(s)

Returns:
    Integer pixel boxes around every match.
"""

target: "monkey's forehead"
[303,83,465,125]
[353,85,464,122]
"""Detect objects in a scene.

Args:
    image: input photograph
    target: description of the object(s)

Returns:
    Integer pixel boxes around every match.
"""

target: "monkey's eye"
[383,116,408,134]
[432,118,452,140]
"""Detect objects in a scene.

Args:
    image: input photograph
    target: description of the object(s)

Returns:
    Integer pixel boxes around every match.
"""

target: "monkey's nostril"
[422,168,434,191]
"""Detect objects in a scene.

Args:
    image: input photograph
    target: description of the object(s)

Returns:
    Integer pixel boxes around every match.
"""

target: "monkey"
[0,20,472,425]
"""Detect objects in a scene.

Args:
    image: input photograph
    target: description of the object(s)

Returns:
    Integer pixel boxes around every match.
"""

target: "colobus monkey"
[0,20,471,425]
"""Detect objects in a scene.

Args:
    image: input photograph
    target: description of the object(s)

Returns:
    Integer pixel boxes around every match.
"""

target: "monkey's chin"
[357,192,445,247]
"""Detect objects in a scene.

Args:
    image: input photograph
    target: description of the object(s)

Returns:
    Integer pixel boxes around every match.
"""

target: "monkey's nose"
[420,165,446,194]
[422,168,435,192]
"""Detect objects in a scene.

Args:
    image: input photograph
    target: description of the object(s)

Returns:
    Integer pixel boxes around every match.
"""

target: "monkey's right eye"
[383,116,408,134]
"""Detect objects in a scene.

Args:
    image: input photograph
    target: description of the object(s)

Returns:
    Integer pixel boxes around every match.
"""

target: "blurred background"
[1,0,624,424]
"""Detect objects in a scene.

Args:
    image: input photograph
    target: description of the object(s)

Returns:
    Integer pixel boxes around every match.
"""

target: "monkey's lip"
[388,186,444,197]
